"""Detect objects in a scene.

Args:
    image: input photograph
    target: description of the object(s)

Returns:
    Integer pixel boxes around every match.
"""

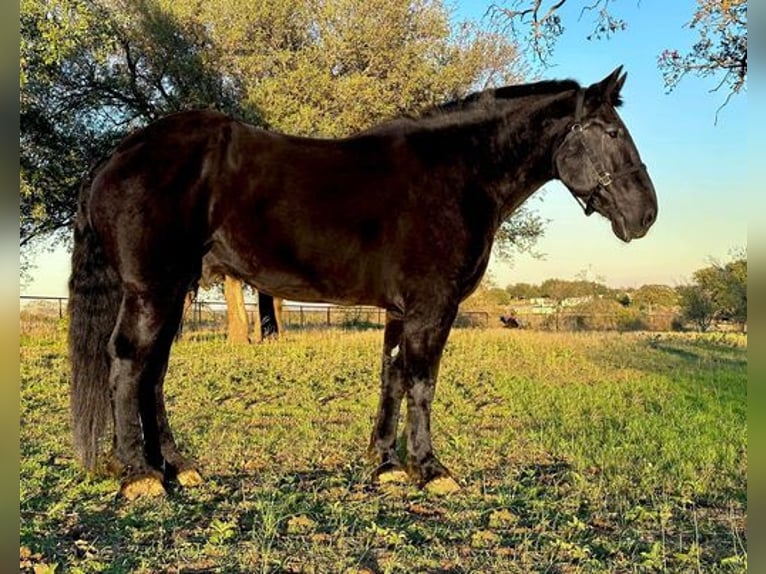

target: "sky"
[21,0,753,297]
[454,0,751,289]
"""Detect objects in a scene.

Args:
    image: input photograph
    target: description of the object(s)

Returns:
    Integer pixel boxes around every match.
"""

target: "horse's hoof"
[176,467,203,487]
[377,468,410,484]
[424,475,461,495]
[120,472,166,500]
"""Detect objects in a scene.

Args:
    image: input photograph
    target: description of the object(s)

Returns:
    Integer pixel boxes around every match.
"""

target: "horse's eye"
[606,126,622,138]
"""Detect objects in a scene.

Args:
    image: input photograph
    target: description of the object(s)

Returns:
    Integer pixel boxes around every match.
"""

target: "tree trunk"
[258,292,283,340]
[175,291,196,341]
[224,275,251,344]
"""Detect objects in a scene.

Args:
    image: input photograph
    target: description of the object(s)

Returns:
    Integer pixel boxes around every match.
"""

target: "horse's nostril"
[642,208,656,229]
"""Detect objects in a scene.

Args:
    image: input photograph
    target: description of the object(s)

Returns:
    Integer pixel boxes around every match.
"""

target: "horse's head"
[554,67,657,243]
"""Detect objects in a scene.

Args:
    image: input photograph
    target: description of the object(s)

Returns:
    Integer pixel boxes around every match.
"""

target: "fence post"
[327,306,331,326]
[58,298,63,319]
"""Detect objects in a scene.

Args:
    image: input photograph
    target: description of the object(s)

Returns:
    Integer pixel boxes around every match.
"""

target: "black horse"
[68,67,657,498]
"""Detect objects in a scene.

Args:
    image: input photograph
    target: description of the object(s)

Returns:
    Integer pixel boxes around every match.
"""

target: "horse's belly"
[206,238,390,308]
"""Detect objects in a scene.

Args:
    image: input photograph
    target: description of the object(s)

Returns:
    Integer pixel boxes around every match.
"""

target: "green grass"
[20,325,746,573]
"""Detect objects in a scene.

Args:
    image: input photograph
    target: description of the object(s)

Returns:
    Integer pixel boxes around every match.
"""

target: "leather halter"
[563,89,647,216]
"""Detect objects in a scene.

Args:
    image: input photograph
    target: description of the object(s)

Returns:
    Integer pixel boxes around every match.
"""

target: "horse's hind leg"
[368,313,408,483]
[108,286,186,499]
[155,363,203,487]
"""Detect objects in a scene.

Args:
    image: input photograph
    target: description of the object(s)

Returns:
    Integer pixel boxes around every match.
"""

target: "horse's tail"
[68,162,122,471]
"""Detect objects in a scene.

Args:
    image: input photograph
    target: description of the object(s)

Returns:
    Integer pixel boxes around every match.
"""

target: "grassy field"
[20,323,746,573]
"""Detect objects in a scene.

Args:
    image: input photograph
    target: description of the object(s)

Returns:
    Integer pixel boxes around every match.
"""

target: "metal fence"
[20,296,490,332]
[180,300,490,331]
[509,310,680,332]
[20,295,697,333]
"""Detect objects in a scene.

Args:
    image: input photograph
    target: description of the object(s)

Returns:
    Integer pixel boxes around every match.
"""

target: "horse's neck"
[438,94,574,220]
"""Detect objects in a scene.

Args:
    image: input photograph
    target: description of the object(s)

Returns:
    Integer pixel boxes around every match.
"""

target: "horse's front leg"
[368,313,408,483]
[402,301,461,493]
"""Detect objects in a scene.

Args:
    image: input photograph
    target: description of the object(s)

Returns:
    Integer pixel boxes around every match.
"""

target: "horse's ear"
[615,70,627,95]
[586,66,626,106]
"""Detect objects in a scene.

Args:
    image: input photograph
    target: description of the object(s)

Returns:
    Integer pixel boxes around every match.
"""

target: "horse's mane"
[420,79,582,117]
[360,79,587,136]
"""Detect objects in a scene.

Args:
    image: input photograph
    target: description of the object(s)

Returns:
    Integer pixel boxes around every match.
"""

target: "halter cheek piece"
[561,89,647,216]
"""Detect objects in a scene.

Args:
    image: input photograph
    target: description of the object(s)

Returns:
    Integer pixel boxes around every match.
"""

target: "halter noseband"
[564,89,647,216]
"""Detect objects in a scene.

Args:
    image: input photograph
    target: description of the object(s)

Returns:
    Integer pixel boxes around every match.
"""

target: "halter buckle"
[597,172,613,187]
[571,123,583,133]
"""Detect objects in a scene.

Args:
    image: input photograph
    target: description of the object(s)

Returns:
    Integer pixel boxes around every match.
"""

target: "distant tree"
[677,254,747,331]
[539,278,610,301]
[489,0,747,105]
[487,288,512,307]
[538,278,578,303]
[693,257,747,328]
[505,282,541,299]
[678,284,716,332]
[536,276,611,330]
[718,258,747,327]
[632,284,680,311]
[462,272,506,309]
[570,296,645,331]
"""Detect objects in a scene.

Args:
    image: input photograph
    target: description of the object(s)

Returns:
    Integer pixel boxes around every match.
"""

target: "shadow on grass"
[21,456,745,573]
[587,334,747,384]
[22,483,145,573]
[647,336,747,368]
[463,457,570,495]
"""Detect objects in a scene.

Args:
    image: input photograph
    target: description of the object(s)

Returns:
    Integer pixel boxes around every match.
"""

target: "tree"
[183,0,536,339]
[179,0,537,339]
[489,0,747,103]
[631,284,680,311]
[20,0,252,250]
[492,205,545,264]
[223,276,251,344]
[505,282,541,299]
[718,257,747,326]
[677,254,747,331]
[658,0,746,105]
[461,272,500,309]
[678,284,716,332]
[539,278,610,301]
[692,257,747,327]
[536,276,611,330]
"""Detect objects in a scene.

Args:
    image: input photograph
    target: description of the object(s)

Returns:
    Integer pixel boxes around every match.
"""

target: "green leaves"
[20,0,254,253]
[679,255,747,331]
